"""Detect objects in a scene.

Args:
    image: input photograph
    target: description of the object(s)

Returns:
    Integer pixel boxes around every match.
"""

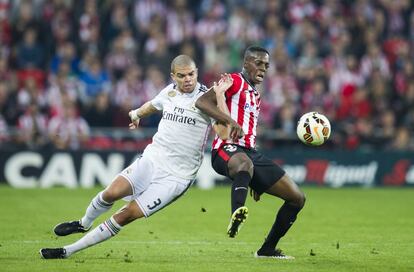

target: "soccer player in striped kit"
[39,55,243,259]
[196,46,305,259]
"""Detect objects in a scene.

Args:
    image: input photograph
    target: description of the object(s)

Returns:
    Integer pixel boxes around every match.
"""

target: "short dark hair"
[171,55,196,73]
[244,46,269,60]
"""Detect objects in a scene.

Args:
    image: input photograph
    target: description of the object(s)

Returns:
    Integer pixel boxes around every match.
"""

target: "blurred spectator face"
[353,87,368,103]
[180,42,196,59]
[174,0,187,10]
[280,104,294,120]
[403,62,413,75]
[406,82,414,101]
[90,60,102,75]
[368,45,380,58]
[112,4,127,26]
[27,102,39,115]
[62,42,75,59]
[63,103,77,118]
[392,127,410,150]
[58,61,71,76]
[381,111,395,127]
[303,42,317,57]
[356,118,373,136]
[312,80,324,95]
[95,92,109,111]
[267,0,280,12]
[23,29,37,46]
[126,65,142,84]
[25,77,37,92]
[19,2,33,21]
[0,82,8,104]
[0,56,6,71]
[120,30,135,52]
[346,55,357,71]
[264,15,279,33]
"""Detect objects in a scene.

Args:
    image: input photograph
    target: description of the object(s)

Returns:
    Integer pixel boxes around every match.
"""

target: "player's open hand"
[215,73,233,95]
[229,120,244,141]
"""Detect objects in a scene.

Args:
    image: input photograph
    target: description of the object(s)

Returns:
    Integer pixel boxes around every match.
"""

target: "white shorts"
[119,155,194,217]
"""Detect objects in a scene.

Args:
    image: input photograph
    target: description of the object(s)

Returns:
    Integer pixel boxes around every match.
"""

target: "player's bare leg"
[54,176,133,236]
[226,152,253,238]
[255,174,305,259]
[40,201,144,259]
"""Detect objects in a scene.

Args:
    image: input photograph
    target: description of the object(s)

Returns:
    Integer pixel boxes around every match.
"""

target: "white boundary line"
[4,240,260,245]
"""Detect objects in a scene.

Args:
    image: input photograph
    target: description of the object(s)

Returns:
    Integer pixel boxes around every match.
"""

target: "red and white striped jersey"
[212,73,261,150]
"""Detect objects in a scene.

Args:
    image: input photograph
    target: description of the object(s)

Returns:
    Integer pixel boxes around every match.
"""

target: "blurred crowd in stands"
[0,0,414,151]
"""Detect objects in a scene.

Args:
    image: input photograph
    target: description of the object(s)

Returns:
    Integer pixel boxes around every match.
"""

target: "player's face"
[171,64,198,93]
[244,52,270,85]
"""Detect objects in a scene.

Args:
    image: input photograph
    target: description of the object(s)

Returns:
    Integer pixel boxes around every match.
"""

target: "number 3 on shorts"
[147,198,162,210]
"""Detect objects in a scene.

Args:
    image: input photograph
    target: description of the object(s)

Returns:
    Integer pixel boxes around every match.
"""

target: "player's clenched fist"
[128,110,140,129]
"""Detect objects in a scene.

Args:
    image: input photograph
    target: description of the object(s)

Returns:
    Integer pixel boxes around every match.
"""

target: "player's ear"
[170,72,175,82]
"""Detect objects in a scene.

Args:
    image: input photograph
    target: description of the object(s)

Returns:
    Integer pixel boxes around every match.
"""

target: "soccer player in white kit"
[40,55,243,259]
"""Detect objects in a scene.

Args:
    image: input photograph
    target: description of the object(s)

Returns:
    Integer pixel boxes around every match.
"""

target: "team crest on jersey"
[168,91,176,97]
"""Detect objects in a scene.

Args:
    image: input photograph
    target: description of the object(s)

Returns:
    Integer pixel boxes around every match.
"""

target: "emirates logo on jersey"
[162,106,197,125]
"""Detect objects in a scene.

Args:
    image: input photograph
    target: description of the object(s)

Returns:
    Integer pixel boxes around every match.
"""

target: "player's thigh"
[135,177,193,218]
[212,145,253,178]
[249,152,286,195]
[117,155,154,201]
[266,175,305,207]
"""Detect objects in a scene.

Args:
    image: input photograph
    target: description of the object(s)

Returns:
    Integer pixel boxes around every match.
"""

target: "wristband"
[129,109,141,121]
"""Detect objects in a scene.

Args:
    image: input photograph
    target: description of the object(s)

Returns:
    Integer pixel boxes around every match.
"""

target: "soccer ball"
[296,112,331,146]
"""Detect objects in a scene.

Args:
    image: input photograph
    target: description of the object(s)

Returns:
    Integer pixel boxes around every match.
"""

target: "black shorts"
[211,144,286,194]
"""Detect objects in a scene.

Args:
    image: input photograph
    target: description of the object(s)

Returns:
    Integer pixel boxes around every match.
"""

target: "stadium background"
[0,1,413,272]
[0,0,413,187]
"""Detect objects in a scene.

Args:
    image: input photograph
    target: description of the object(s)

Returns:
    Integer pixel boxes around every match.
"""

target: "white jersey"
[143,83,212,180]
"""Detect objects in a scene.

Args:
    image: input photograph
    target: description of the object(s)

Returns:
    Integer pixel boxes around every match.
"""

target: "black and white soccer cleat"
[227,206,248,238]
[254,248,295,260]
[39,248,67,259]
[53,220,90,236]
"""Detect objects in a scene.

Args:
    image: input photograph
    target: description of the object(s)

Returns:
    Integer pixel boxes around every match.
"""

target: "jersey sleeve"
[225,73,242,99]
[150,84,173,110]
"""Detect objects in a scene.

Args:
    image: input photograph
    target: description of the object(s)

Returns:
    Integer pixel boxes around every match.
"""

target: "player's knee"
[239,159,253,172]
[292,191,306,209]
[102,189,118,203]
[229,158,253,176]
[298,191,306,208]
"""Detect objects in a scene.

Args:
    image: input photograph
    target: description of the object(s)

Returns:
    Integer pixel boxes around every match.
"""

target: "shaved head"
[171,55,196,73]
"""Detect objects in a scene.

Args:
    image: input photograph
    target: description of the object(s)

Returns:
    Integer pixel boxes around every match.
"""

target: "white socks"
[64,216,122,257]
[80,192,113,229]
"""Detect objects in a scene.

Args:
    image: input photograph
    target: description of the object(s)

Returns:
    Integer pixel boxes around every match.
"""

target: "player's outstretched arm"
[128,101,159,129]
[195,77,244,141]
[213,74,234,140]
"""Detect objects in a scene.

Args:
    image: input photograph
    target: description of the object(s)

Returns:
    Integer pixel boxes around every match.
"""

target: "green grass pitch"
[0,186,413,272]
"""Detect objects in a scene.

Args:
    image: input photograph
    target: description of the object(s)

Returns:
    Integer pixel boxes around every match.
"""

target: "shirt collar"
[240,73,259,94]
